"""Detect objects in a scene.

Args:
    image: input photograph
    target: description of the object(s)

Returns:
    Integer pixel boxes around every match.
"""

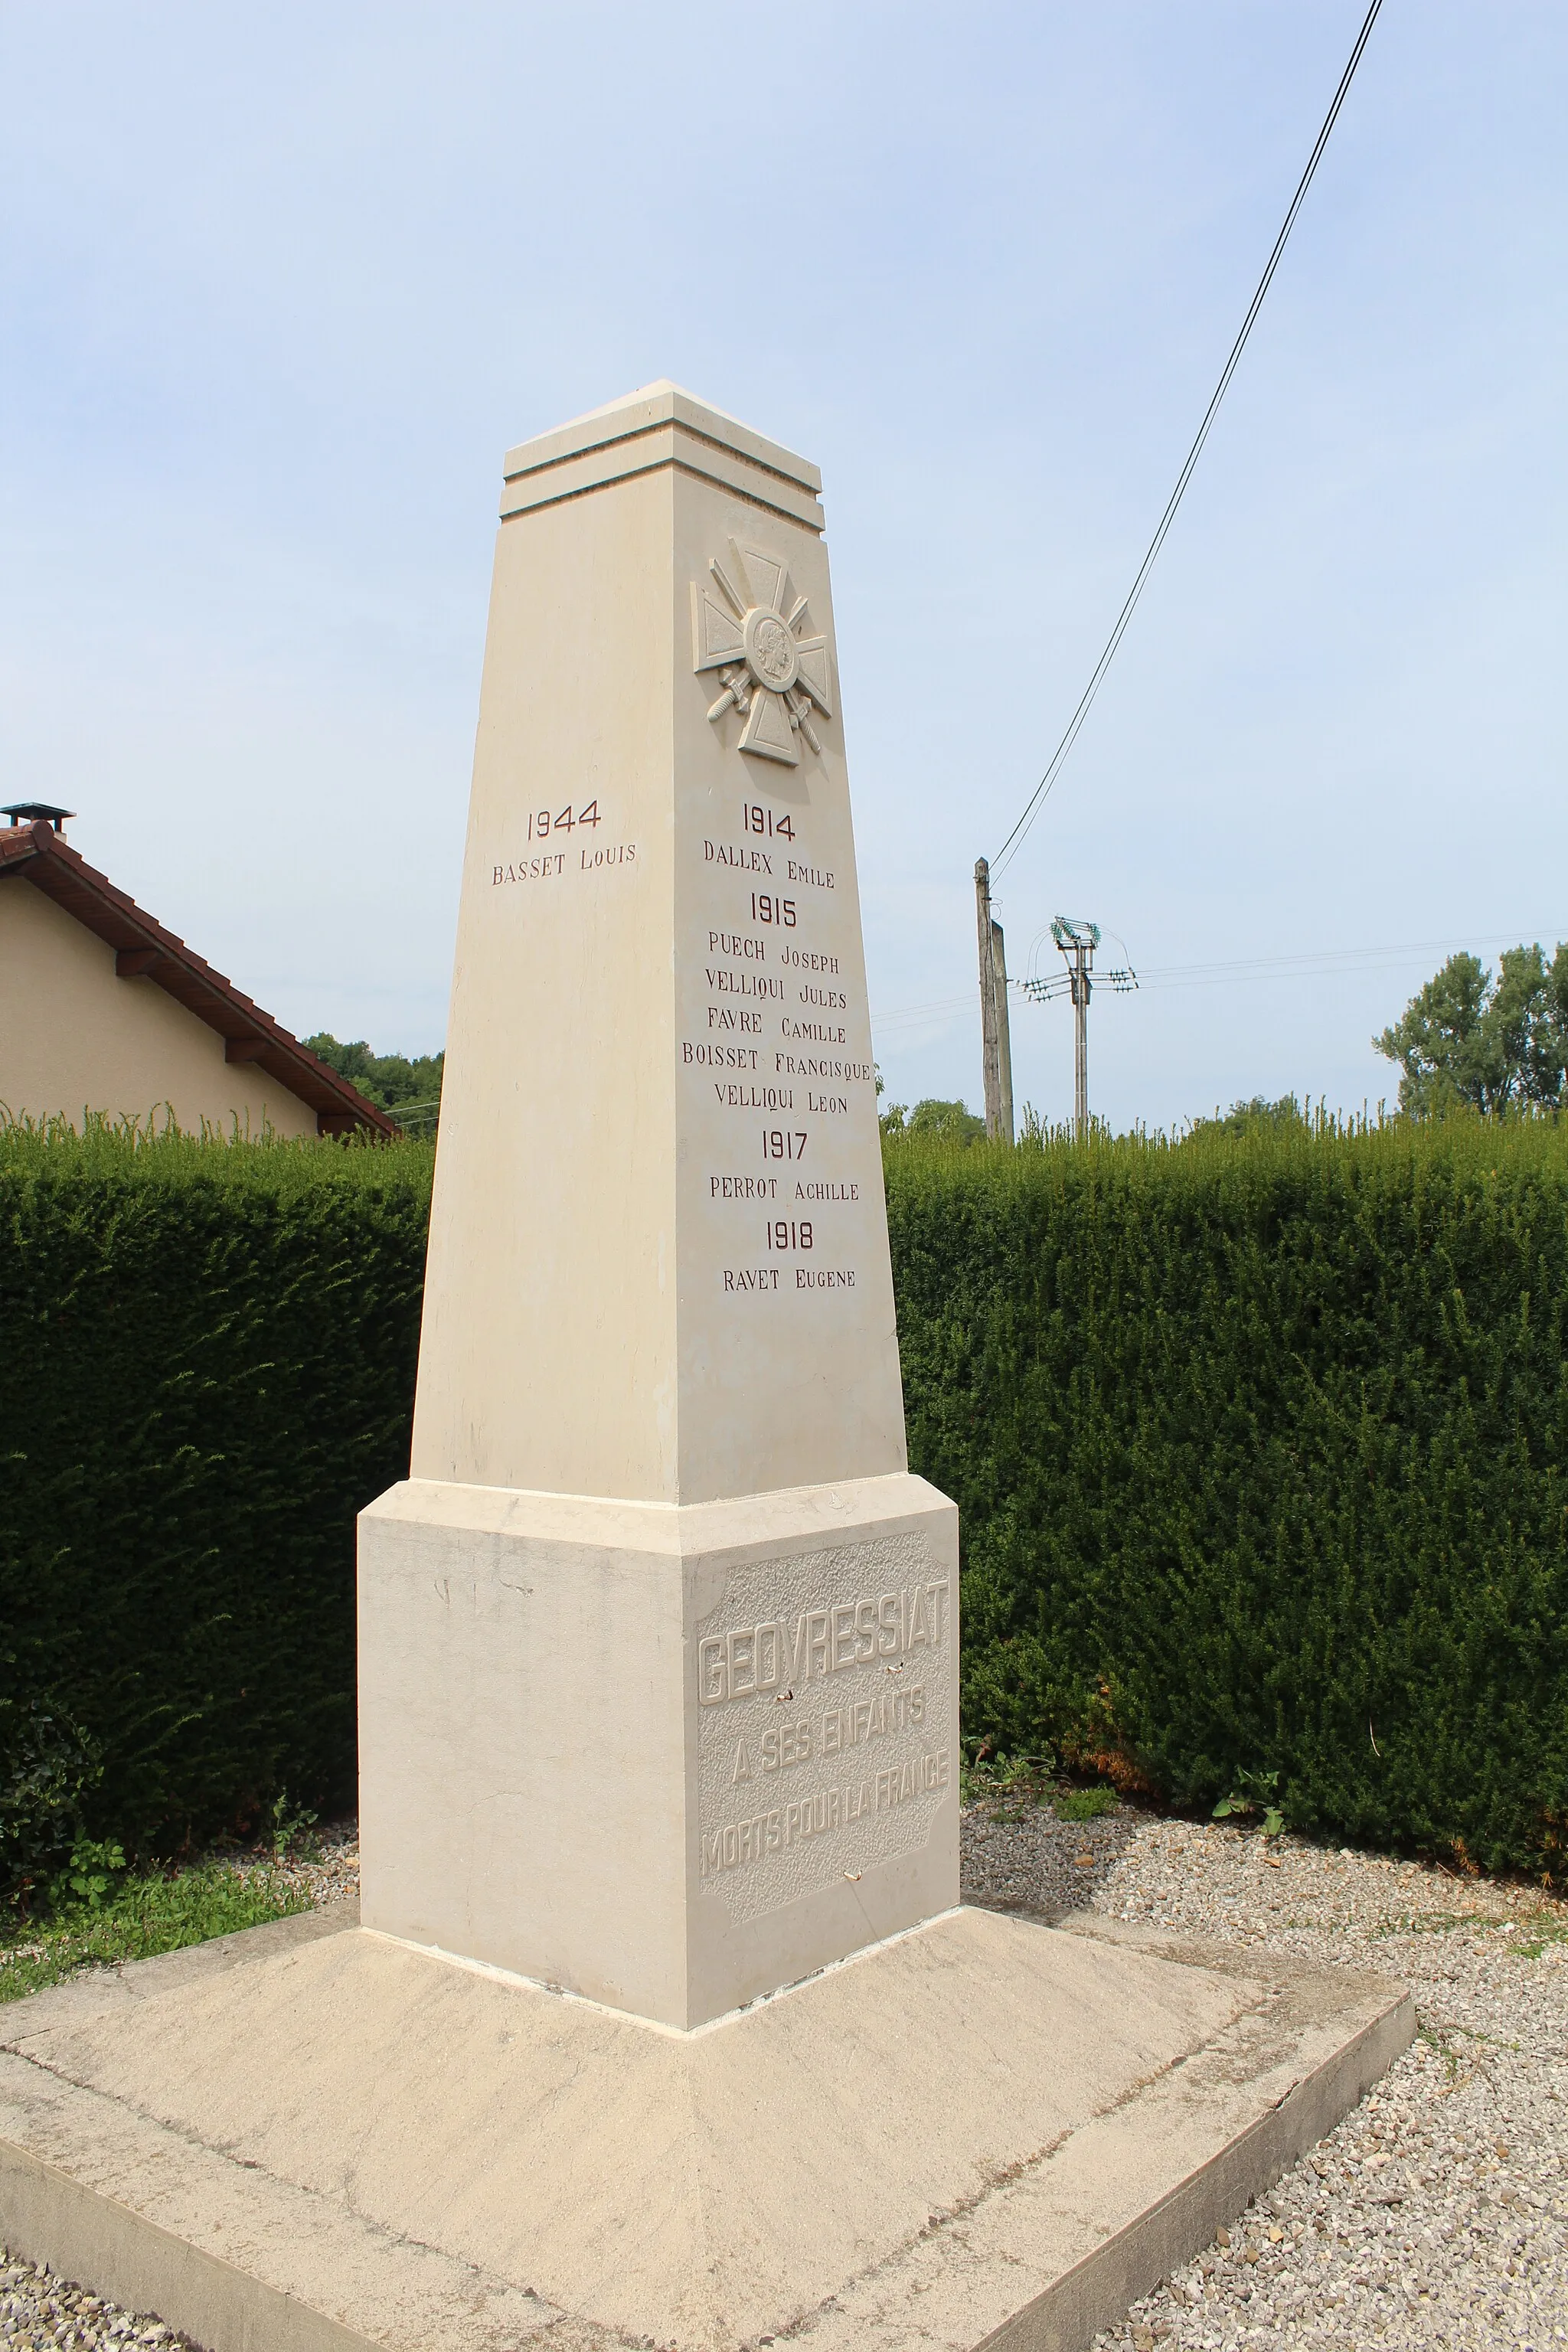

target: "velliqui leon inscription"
[358,384,958,2030]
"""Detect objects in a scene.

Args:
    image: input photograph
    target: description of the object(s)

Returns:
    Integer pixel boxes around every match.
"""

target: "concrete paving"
[0,1900,1410,2352]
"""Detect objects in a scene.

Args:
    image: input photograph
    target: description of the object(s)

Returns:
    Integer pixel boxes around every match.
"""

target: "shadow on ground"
[961,1802,1139,1923]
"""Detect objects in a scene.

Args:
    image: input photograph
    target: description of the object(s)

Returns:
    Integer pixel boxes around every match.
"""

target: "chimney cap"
[3,802,75,832]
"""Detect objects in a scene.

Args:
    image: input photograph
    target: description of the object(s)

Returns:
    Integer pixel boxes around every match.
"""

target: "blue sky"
[4,2,1563,1131]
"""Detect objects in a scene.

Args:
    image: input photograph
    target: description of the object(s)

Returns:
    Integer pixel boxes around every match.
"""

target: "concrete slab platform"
[0,1900,1412,2352]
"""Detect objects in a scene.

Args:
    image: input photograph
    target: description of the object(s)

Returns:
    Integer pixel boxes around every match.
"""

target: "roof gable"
[0,820,396,1138]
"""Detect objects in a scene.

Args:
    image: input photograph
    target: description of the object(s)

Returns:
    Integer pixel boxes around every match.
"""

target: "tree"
[1194,1096,1305,1136]
[1374,945,1568,1116]
[880,1097,986,1145]
[305,1035,445,1133]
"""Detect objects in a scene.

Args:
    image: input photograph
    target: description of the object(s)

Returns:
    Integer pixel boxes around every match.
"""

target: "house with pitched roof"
[0,805,392,1139]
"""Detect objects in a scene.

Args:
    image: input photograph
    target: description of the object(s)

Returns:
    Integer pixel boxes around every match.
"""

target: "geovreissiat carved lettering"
[697,1577,950,1706]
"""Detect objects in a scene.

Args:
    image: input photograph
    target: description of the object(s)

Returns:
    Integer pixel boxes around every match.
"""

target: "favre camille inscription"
[694,1540,954,1922]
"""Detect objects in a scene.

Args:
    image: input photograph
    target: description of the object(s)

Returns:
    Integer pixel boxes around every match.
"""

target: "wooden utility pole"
[993,906,1014,1144]
[974,858,1014,1143]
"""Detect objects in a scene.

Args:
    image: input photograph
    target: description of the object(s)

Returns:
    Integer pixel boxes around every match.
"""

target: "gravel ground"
[965,1797,1568,2352]
[245,1817,361,1912]
[962,1792,1138,1920]
[0,2257,188,2348]
[5,1812,1564,2349]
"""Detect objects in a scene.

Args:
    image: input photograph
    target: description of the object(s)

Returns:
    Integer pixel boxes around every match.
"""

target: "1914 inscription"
[694,1537,956,1922]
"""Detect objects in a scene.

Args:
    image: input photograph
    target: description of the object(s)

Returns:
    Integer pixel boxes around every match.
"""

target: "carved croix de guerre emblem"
[691,540,834,766]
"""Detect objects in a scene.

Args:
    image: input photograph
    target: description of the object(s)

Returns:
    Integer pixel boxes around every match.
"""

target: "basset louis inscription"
[491,798,639,887]
[694,1542,956,1921]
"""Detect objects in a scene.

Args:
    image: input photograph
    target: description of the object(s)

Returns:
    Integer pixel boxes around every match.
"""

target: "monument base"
[358,1472,961,2028]
[0,1902,1411,2352]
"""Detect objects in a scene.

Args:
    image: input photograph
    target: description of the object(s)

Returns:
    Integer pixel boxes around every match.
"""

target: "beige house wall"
[0,877,318,1138]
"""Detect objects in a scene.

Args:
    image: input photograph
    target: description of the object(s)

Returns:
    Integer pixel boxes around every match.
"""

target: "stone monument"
[0,387,1413,2352]
[357,381,958,2029]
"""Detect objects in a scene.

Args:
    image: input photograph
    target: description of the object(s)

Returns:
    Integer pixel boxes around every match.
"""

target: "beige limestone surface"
[359,1472,958,2027]
[411,381,899,1505]
[0,1901,1413,2352]
[0,877,316,1136]
[361,384,957,2023]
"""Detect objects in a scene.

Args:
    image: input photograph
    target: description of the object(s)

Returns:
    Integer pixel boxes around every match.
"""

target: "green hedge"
[888,1118,1568,1883]
[4,1115,1566,1894]
[0,1123,432,1896]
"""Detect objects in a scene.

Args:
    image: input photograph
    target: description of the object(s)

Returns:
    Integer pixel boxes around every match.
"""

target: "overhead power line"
[988,0,1385,882]
[871,925,1568,1040]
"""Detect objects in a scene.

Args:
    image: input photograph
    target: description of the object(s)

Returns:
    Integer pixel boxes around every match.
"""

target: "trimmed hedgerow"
[5,1112,1567,1893]
[886,1116,1568,1882]
[0,1122,432,1897]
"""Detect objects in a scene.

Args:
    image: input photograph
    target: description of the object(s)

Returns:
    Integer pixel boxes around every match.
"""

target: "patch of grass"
[1370,1905,1568,1954]
[1416,2023,1471,2092]
[961,1753,1057,1815]
[1372,1910,1486,1939]
[1507,1912,1568,1961]
[961,1753,1123,1824]
[0,1860,307,2005]
[1052,1788,1122,1823]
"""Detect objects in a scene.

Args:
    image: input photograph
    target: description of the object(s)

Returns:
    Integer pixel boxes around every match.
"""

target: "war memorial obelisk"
[0,387,1411,2352]
[357,382,959,2028]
